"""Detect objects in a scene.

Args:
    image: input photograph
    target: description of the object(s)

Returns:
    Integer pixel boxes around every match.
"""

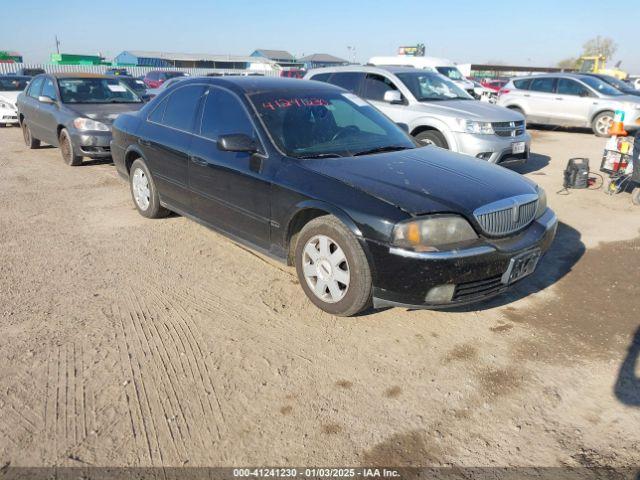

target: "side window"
[362,74,400,101]
[327,72,364,93]
[161,85,206,132]
[27,77,45,98]
[309,73,331,83]
[529,77,556,93]
[148,96,169,123]
[513,78,531,90]
[200,88,255,140]
[41,78,57,100]
[557,79,590,97]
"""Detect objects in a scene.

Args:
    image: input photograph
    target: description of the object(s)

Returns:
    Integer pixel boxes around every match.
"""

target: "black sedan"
[17,73,145,165]
[111,77,557,316]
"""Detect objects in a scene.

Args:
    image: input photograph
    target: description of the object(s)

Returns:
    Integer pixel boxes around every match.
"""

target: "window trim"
[146,83,207,134]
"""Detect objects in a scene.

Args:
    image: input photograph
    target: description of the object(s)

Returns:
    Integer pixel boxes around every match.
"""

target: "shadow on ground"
[615,327,640,407]
[511,153,550,175]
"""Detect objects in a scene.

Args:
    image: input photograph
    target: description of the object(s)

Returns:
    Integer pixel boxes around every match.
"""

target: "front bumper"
[368,209,558,309]
[453,131,532,166]
[69,129,113,157]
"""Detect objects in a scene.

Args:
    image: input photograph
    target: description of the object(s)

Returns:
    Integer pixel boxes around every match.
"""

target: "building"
[299,53,349,70]
[114,50,273,70]
[250,49,302,69]
[0,51,23,63]
[50,53,108,65]
[461,63,576,79]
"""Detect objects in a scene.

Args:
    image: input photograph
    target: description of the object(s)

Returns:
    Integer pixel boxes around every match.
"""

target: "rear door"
[553,78,595,126]
[524,77,557,124]
[38,77,61,145]
[188,87,272,248]
[21,76,45,137]
[137,84,206,212]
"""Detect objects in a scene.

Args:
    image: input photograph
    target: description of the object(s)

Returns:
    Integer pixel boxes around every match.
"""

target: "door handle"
[189,155,208,166]
[138,138,152,147]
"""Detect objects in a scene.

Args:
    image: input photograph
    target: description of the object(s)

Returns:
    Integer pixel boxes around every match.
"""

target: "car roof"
[307,65,430,76]
[513,72,595,81]
[176,76,343,95]
[50,72,109,79]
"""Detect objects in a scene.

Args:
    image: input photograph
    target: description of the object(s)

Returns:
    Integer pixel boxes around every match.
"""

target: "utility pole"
[54,35,60,54]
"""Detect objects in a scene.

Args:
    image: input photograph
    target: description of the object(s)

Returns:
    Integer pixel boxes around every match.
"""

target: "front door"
[553,78,594,126]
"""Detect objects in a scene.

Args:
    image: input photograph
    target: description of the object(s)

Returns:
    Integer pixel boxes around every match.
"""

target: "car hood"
[411,99,524,122]
[299,147,537,216]
[0,91,20,107]
[66,103,145,125]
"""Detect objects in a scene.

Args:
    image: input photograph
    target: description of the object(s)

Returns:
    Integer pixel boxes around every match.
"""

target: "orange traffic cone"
[609,110,628,136]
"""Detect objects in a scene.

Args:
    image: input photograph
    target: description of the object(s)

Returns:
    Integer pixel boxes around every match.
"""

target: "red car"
[280,69,305,79]
[143,71,187,89]
[481,79,509,92]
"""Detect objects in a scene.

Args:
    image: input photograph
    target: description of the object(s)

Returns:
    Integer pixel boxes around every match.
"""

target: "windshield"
[58,78,142,104]
[598,75,632,92]
[248,91,415,158]
[580,76,623,96]
[396,72,473,101]
[118,77,147,93]
[435,66,464,81]
[0,77,29,91]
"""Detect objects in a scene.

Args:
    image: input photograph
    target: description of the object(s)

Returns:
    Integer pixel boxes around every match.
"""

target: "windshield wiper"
[296,153,344,159]
[353,145,410,156]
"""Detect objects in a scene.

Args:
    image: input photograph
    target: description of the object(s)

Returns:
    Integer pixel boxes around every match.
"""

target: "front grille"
[492,120,525,137]
[474,194,538,237]
[453,275,506,301]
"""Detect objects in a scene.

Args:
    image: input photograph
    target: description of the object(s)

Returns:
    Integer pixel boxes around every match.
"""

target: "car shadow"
[528,124,594,136]
[441,221,585,312]
[510,152,550,175]
[80,158,114,167]
[614,327,640,407]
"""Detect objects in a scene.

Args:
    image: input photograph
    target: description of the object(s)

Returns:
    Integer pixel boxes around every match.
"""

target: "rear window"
[327,72,363,93]
[513,78,531,90]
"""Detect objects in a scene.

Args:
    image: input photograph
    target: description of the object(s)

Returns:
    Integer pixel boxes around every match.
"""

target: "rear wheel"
[22,121,40,149]
[59,129,83,166]
[294,215,372,316]
[592,111,614,137]
[414,130,448,149]
[129,158,170,219]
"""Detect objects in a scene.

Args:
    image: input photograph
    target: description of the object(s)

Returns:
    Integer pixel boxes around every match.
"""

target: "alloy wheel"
[302,234,350,303]
[132,168,151,211]
[596,114,613,136]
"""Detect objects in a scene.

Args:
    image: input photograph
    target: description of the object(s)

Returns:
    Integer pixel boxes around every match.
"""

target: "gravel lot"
[0,125,639,469]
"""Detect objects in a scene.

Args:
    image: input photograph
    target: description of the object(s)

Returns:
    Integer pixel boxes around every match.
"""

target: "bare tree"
[582,36,618,58]
[557,57,578,69]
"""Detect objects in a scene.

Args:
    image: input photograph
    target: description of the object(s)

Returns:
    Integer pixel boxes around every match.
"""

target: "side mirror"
[217,134,259,153]
[38,95,55,104]
[396,122,409,133]
[383,90,403,104]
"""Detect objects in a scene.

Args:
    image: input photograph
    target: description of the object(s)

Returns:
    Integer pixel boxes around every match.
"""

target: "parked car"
[305,66,531,166]
[111,75,151,101]
[482,79,509,92]
[280,69,305,79]
[111,77,556,316]
[582,73,640,98]
[143,71,187,89]
[14,67,46,77]
[17,73,145,165]
[368,56,475,97]
[0,75,30,126]
[470,79,495,102]
[145,76,187,99]
[105,68,129,76]
[497,73,640,137]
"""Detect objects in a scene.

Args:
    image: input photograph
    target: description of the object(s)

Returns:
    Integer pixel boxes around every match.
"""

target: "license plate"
[512,141,526,154]
[501,249,541,285]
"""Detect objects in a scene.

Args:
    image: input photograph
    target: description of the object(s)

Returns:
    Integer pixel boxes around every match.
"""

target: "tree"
[582,36,617,58]
[557,57,578,69]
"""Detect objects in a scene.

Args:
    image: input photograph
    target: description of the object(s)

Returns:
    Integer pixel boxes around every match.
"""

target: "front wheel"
[22,121,41,149]
[294,215,372,316]
[129,158,170,219]
[59,129,83,166]
[592,111,614,138]
[414,130,448,149]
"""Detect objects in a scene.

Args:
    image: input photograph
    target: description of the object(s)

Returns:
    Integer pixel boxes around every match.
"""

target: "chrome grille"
[473,194,538,237]
[492,120,525,137]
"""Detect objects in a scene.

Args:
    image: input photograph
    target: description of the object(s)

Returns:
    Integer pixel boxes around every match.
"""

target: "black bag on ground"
[563,158,589,189]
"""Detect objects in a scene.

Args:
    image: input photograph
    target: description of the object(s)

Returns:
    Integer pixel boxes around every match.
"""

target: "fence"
[0,63,280,77]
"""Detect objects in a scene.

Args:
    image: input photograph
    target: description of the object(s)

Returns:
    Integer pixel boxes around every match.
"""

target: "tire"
[129,158,170,219]
[414,130,448,149]
[294,215,372,316]
[22,121,40,149]
[592,111,614,138]
[632,187,640,206]
[59,129,83,166]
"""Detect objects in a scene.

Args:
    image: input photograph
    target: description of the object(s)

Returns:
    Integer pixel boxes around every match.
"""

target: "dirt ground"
[1,124,639,469]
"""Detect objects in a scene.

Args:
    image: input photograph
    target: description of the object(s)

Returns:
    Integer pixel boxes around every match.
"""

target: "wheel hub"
[316,259,333,281]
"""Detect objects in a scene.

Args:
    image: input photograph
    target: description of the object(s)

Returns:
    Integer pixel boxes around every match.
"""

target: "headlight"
[73,117,110,132]
[0,101,15,111]
[456,119,495,135]
[535,186,547,219]
[392,215,478,251]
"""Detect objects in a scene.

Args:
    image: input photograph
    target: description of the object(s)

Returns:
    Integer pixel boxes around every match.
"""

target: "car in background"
[111,76,556,316]
[497,73,640,137]
[105,68,129,76]
[280,69,305,79]
[582,73,640,98]
[111,75,151,101]
[17,73,145,165]
[469,79,495,102]
[0,76,30,126]
[145,76,188,99]
[305,65,531,167]
[482,79,509,92]
[13,67,46,77]
[143,70,187,89]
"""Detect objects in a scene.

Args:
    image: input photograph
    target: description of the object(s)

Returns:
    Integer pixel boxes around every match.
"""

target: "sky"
[3,0,639,74]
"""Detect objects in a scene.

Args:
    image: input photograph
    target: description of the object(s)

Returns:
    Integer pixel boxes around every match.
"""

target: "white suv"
[305,66,531,167]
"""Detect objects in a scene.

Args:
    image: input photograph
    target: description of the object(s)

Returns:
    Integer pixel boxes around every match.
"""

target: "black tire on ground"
[414,130,448,149]
[592,111,614,138]
[22,121,41,149]
[632,187,640,206]
[129,158,170,219]
[59,129,83,166]
[294,215,372,317]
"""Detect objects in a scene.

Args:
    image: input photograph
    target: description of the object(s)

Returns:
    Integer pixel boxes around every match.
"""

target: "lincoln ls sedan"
[111,77,557,316]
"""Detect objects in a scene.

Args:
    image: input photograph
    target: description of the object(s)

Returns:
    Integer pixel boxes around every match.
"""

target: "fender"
[409,116,459,152]
[120,143,146,177]
[286,199,363,240]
